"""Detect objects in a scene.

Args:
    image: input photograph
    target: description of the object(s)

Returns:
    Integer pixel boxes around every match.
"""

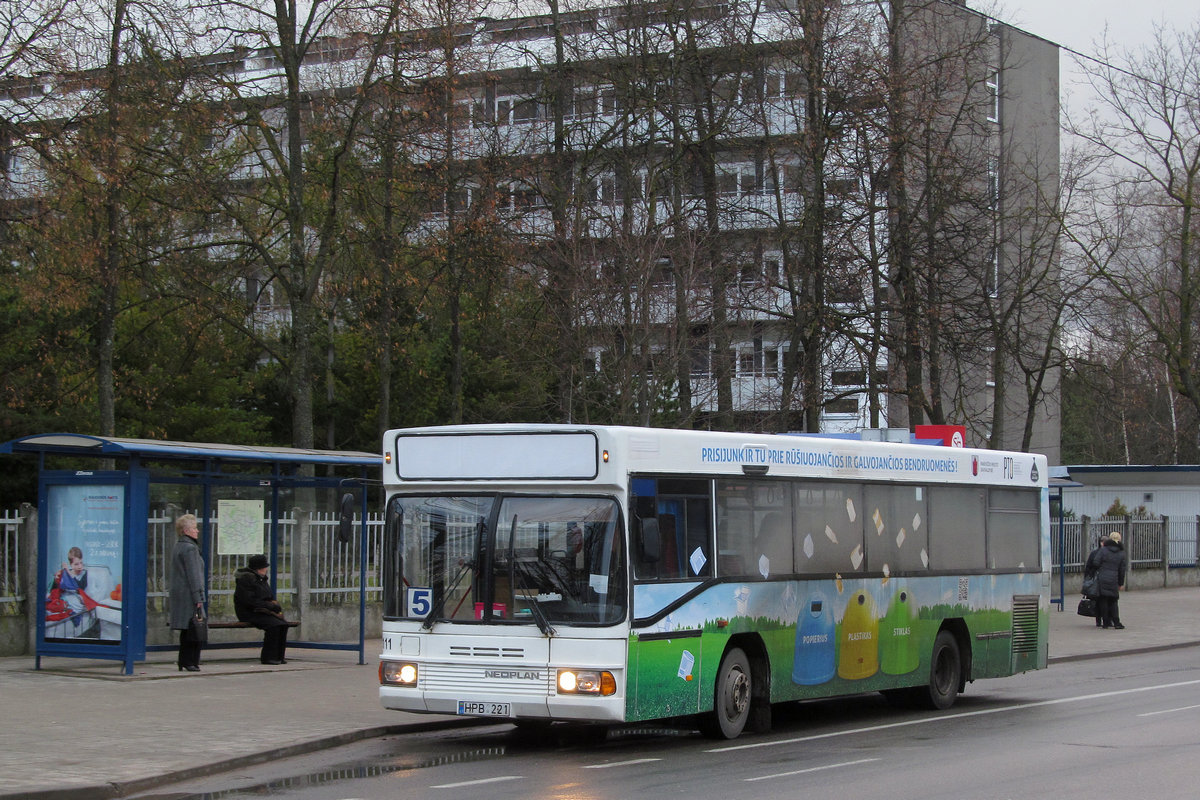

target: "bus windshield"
[387,494,626,627]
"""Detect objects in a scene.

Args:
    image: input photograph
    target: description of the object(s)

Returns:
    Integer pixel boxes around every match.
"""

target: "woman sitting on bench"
[234,554,290,665]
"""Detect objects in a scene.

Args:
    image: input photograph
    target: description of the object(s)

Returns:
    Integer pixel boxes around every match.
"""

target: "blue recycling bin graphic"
[792,590,836,685]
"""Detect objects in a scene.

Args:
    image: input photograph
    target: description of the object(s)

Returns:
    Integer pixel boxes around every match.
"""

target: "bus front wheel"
[924,630,962,710]
[703,647,751,739]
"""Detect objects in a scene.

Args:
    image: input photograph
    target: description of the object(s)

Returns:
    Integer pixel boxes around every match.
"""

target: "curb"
[1,718,492,800]
[1048,639,1200,665]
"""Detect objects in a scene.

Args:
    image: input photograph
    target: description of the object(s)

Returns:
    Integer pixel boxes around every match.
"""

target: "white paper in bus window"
[589,574,609,595]
[689,547,707,575]
[758,554,770,578]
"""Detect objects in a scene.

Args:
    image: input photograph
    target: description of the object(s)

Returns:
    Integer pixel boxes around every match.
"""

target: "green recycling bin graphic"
[879,585,919,675]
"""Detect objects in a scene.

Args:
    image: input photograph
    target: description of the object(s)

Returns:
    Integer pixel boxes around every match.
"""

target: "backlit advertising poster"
[44,484,125,643]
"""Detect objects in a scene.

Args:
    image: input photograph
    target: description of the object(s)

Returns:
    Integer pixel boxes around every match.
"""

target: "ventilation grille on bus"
[1011,595,1040,655]
[448,645,525,659]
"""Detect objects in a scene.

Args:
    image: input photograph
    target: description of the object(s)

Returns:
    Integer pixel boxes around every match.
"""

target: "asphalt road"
[129,647,1200,800]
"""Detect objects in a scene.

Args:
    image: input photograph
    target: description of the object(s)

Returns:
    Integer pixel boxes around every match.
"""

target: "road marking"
[745,757,880,782]
[584,758,663,769]
[1137,703,1200,717]
[430,776,523,788]
[706,678,1200,753]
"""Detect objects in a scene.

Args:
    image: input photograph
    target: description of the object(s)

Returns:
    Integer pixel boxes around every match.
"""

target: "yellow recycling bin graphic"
[837,589,878,680]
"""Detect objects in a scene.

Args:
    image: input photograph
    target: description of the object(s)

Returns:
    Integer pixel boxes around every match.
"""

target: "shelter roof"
[0,433,378,467]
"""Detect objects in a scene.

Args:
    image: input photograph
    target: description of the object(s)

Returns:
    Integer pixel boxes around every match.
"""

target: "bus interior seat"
[718,553,745,576]
[755,511,791,570]
[658,513,679,578]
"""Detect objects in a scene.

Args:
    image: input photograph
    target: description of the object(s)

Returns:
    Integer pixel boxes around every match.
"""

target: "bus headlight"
[557,669,616,696]
[380,661,418,686]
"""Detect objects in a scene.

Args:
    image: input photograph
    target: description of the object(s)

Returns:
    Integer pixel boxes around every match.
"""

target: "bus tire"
[923,630,962,710]
[702,647,752,739]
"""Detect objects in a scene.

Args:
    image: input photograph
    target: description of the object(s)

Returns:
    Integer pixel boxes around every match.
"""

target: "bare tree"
[1066,23,1200,452]
[188,0,405,448]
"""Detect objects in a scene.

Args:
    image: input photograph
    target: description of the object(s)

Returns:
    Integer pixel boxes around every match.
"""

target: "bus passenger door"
[631,631,702,720]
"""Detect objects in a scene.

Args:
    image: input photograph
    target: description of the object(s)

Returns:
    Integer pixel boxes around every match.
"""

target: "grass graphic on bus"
[627,575,1044,721]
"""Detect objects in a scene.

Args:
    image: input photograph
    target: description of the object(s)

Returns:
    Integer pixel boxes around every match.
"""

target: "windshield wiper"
[507,515,556,637]
[422,518,485,630]
[421,558,474,630]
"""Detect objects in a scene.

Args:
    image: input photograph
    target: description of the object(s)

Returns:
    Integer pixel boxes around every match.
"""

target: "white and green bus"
[377,424,1049,738]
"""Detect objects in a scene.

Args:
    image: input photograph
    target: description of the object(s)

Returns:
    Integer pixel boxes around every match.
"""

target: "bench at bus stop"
[201,619,301,656]
[208,620,299,631]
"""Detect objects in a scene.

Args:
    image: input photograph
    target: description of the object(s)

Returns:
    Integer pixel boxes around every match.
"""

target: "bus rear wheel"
[702,647,751,739]
[923,630,962,710]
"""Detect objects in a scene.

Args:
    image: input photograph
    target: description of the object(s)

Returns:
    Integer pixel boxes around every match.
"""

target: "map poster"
[217,499,265,556]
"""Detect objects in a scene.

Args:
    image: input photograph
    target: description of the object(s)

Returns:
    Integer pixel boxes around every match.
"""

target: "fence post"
[1081,515,1091,557]
[1195,515,1200,568]
[1123,515,1132,589]
[1161,515,1169,587]
[296,507,311,630]
[20,503,37,656]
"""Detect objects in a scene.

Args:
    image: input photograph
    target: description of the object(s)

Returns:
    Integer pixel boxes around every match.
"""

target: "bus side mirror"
[337,492,355,544]
[640,517,660,563]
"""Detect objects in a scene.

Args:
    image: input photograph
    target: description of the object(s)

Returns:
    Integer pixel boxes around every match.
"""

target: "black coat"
[233,568,289,629]
[1087,542,1126,598]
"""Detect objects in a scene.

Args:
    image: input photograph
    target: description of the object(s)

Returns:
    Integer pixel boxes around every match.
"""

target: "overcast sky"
[979,0,1199,111]
[994,0,1197,53]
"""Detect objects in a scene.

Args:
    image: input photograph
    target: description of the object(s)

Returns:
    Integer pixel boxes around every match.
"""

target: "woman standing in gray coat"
[170,514,206,671]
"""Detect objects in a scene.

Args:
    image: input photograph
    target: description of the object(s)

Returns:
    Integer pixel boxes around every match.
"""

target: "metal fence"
[1051,515,1200,572]
[146,510,385,614]
[0,509,23,611]
[1,508,384,620]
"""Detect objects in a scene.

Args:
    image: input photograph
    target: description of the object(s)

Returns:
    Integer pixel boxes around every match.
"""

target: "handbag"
[1076,595,1097,618]
[1081,573,1098,597]
[190,608,208,643]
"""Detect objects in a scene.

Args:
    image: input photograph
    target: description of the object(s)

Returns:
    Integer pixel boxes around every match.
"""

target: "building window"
[986,70,1000,123]
[987,158,999,297]
[832,370,866,387]
[718,164,759,196]
[512,97,540,124]
[824,398,858,415]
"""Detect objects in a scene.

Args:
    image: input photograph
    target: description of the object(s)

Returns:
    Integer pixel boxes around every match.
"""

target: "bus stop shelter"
[0,433,379,674]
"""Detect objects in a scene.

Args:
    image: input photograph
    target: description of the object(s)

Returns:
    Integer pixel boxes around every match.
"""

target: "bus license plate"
[457,700,511,717]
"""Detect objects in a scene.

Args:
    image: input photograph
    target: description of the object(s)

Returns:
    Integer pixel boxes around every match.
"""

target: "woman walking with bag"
[1093,532,1127,629]
[170,514,207,671]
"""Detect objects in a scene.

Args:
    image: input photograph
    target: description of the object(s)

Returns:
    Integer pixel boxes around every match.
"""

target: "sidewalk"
[2,586,1197,800]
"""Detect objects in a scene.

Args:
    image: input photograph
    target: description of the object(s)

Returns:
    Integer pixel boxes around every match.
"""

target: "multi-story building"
[0,0,1061,460]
